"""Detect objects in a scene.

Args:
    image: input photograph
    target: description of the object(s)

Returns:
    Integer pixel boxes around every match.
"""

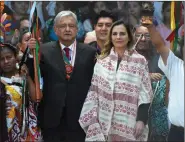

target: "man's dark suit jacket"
[89,41,101,55]
[38,41,96,141]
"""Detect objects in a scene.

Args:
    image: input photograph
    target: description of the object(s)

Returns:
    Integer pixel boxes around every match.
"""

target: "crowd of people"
[0,1,184,142]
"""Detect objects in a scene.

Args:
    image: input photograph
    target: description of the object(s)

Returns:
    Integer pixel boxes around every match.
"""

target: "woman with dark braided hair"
[0,43,42,141]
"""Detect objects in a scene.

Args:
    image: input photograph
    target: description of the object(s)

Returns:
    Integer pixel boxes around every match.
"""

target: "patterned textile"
[62,48,73,80]
[148,76,169,141]
[2,76,42,141]
[79,48,153,141]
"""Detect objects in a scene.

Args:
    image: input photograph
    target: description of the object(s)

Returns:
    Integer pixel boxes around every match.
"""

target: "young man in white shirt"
[144,24,184,142]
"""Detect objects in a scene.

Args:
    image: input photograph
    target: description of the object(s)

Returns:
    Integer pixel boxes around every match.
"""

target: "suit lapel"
[52,41,66,78]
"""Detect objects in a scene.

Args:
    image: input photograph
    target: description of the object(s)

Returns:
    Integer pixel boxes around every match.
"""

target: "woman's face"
[13,1,29,15]
[0,48,17,73]
[111,24,129,49]
[20,32,31,52]
[128,2,141,18]
[163,4,171,22]
[93,2,107,14]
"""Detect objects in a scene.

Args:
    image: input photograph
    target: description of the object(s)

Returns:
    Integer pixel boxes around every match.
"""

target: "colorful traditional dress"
[1,76,42,141]
[79,48,153,141]
[148,76,170,141]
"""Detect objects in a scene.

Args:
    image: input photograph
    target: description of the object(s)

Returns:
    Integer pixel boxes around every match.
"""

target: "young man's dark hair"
[93,10,117,26]
[89,10,117,55]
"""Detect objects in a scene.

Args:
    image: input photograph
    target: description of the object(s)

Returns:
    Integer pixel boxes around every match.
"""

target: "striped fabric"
[79,48,153,141]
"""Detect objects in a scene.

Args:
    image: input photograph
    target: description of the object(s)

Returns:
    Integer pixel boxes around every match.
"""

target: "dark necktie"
[64,47,70,60]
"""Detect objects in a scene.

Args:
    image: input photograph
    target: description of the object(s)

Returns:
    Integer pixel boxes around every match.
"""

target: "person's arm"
[164,78,170,107]
[134,59,153,139]
[136,103,150,125]
[20,64,42,102]
[26,75,37,101]
[146,25,170,65]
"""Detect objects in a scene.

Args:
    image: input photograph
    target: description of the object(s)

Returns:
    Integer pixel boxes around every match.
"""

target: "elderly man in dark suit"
[28,10,96,142]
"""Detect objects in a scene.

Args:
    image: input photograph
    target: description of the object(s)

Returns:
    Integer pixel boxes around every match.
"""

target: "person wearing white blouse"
[144,23,184,142]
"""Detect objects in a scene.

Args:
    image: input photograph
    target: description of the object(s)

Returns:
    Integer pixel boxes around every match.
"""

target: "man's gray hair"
[54,11,78,26]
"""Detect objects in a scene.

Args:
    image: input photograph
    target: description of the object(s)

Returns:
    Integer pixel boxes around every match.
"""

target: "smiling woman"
[99,20,133,59]
[79,20,153,141]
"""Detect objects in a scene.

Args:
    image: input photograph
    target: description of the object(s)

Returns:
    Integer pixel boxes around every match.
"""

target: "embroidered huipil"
[79,48,153,141]
[1,76,42,141]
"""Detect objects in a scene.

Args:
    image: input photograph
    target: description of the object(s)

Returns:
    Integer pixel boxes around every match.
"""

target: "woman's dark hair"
[0,42,18,57]
[0,80,8,141]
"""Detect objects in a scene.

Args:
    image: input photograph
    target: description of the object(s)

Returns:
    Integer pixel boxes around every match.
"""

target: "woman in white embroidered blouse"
[79,20,153,141]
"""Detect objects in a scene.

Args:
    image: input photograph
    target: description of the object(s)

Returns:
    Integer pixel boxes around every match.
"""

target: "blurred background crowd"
[2,1,184,45]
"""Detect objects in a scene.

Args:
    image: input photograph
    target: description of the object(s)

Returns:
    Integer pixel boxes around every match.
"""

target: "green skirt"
[148,76,170,141]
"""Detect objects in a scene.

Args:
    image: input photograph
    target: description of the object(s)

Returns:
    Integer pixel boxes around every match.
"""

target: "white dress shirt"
[158,50,184,127]
[60,40,76,66]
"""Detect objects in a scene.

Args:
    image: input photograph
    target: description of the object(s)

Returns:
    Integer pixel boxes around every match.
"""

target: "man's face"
[13,2,29,15]
[134,26,151,51]
[128,2,141,19]
[54,16,78,44]
[95,17,113,42]
[93,2,107,14]
[20,20,30,29]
